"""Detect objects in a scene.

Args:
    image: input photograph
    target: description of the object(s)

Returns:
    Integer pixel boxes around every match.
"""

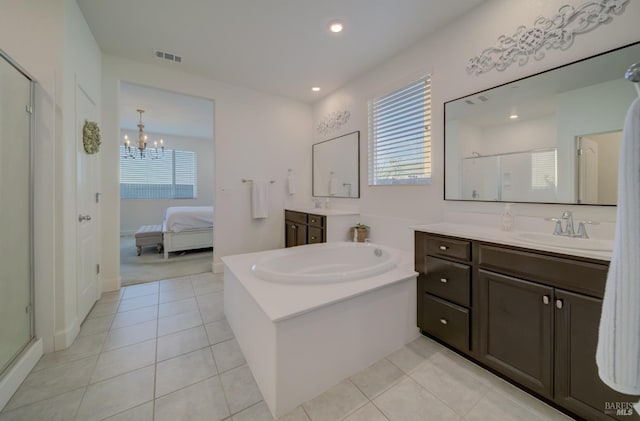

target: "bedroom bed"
[163,206,214,259]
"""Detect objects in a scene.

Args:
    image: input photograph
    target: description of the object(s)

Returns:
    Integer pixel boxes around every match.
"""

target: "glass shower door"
[0,52,33,375]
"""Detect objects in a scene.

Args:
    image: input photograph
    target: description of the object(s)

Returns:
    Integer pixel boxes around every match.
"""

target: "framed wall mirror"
[444,41,639,205]
[312,131,360,198]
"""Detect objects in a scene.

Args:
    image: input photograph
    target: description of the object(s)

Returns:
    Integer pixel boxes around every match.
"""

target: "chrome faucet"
[546,211,598,238]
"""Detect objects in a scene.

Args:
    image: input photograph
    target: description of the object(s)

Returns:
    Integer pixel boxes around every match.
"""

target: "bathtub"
[223,242,417,418]
[251,242,398,283]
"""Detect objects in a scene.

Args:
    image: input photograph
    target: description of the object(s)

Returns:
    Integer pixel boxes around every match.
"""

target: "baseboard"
[0,338,43,411]
[53,317,80,351]
[213,262,224,274]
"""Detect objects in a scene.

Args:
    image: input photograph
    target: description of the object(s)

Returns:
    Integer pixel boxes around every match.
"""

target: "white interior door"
[76,81,100,322]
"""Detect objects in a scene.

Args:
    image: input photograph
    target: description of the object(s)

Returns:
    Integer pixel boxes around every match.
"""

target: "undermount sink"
[511,232,614,252]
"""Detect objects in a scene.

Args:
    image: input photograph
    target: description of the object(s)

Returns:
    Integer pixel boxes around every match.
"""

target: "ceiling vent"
[465,99,475,105]
[477,95,489,102]
[154,50,182,63]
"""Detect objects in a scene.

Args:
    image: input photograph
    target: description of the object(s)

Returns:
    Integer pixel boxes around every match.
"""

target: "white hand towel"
[287,173,297,195]
[251,179,269,219]
[328,174,338,196]
[596,97,640,395]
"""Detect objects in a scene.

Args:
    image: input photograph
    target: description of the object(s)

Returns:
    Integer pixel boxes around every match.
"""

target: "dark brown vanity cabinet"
[416,233,471,353]
[415,231,640,420]
[284,210,326,247]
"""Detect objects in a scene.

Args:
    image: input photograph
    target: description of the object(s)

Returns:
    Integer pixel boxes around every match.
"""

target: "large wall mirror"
[313,131,360,198]
[445,41,639,205]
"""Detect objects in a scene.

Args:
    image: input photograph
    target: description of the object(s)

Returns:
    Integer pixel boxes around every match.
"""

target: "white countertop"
[285,207,359,216]
[412,222,611,262]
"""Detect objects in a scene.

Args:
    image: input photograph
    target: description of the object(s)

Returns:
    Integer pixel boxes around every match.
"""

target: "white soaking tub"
[223,242,418,418]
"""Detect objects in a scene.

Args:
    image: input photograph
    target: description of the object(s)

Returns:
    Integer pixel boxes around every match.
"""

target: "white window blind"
[531,149,557,190]
[368,76,431,185]
[120,147,198,199]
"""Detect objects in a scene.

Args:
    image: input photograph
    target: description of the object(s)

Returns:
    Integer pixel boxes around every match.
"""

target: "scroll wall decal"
[467,0,629,75]
[316,110,351,136]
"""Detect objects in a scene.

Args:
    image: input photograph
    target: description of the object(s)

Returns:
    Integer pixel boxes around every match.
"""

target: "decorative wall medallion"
[83,120,101,154]
[467,0,629,75]
[316,110,351,136]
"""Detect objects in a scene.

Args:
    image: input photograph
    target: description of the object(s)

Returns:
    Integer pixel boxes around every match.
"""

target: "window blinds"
[368,76,431,185]
[120,147,197,199]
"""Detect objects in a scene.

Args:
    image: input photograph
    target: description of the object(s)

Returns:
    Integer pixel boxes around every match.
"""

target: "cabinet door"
[285,221,307,247]
[555,290,640,420]
[479,270,554,398]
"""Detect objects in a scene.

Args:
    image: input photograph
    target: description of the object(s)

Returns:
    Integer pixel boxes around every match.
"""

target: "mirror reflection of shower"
[576,131,621,205]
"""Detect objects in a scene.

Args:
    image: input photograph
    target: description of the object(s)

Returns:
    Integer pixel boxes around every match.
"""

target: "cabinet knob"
[291,225,296,229]
[440,278,448,283]
[439,318,448,325]
[311,236,316,240]
[439,245,448,251]
[556,299,564,309]
[542,295,550,305]
[311,218,316,223]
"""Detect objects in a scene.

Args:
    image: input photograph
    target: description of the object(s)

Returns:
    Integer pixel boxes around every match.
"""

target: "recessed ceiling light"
[509,114,519,119]
[312,87,321,92]
[329,21,343,33]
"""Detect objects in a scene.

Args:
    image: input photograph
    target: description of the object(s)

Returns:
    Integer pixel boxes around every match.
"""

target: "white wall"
[119,131,214,235]
[101,55,313,286]
[311,0,640,251]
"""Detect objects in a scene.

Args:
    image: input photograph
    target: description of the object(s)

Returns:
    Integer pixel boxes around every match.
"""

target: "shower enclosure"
[0,50,34,377]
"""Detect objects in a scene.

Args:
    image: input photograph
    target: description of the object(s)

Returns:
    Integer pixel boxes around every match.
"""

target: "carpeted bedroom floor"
[120,236,213,286]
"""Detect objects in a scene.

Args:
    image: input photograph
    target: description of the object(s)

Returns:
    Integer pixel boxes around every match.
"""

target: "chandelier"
[123,109,165,159]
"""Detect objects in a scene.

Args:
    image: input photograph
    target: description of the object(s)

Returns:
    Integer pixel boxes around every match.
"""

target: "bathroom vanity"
[414,224,639,421]
[284,209,358,247]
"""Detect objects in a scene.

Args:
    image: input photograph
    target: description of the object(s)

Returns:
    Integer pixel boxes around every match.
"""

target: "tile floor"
[0,272,574,421]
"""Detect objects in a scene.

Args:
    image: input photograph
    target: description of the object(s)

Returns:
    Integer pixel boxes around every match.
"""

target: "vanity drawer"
[425,256,470,307]
[426,236,471,262]
[308,214,325,228]
[308,226,324,244]
[423,294,469,351]
[285,210,307,224]
[478,244,608,298]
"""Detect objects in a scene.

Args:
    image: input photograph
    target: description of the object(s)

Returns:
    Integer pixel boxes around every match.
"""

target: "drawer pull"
[439,245,449,251]
[542,295,550,305]
[556,299,564,309]
[439,318,448,325]
[440,278,448,283]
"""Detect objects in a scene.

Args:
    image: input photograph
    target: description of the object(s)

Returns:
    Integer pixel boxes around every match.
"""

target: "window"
[531,148,557,190]
[120,147,197,199]
[368,76,431,185]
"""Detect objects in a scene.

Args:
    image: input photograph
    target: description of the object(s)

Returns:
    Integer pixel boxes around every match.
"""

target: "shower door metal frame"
[0,48,35,376]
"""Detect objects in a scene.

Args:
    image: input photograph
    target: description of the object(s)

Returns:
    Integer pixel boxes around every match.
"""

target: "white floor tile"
[157,310,202,337]
[155,348,217,397]
[350,358,405,399]
[205,318,234,345]
[122,282,159,300]
[220,365,264,415]
[91,339,156,383]
[33,332,106,372]
[302,380,368,421]
[212,338,246,373]
[373,377,458,421]
[158,297,198,318]
[157,325,209,362]
[342,402,387,421]
[154,376,229,421]
[75,366,155,421]
[277,406,311,421]
[233,401,274,421]
[196,291,225,323]
[79,314,114,336]
[102,401,154,421]
[111,305,158,330]
[159,285,195,304]
[4,355,97,411]
[0,388,85,421]
[118,294,159,313]
[103,320,157,351]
